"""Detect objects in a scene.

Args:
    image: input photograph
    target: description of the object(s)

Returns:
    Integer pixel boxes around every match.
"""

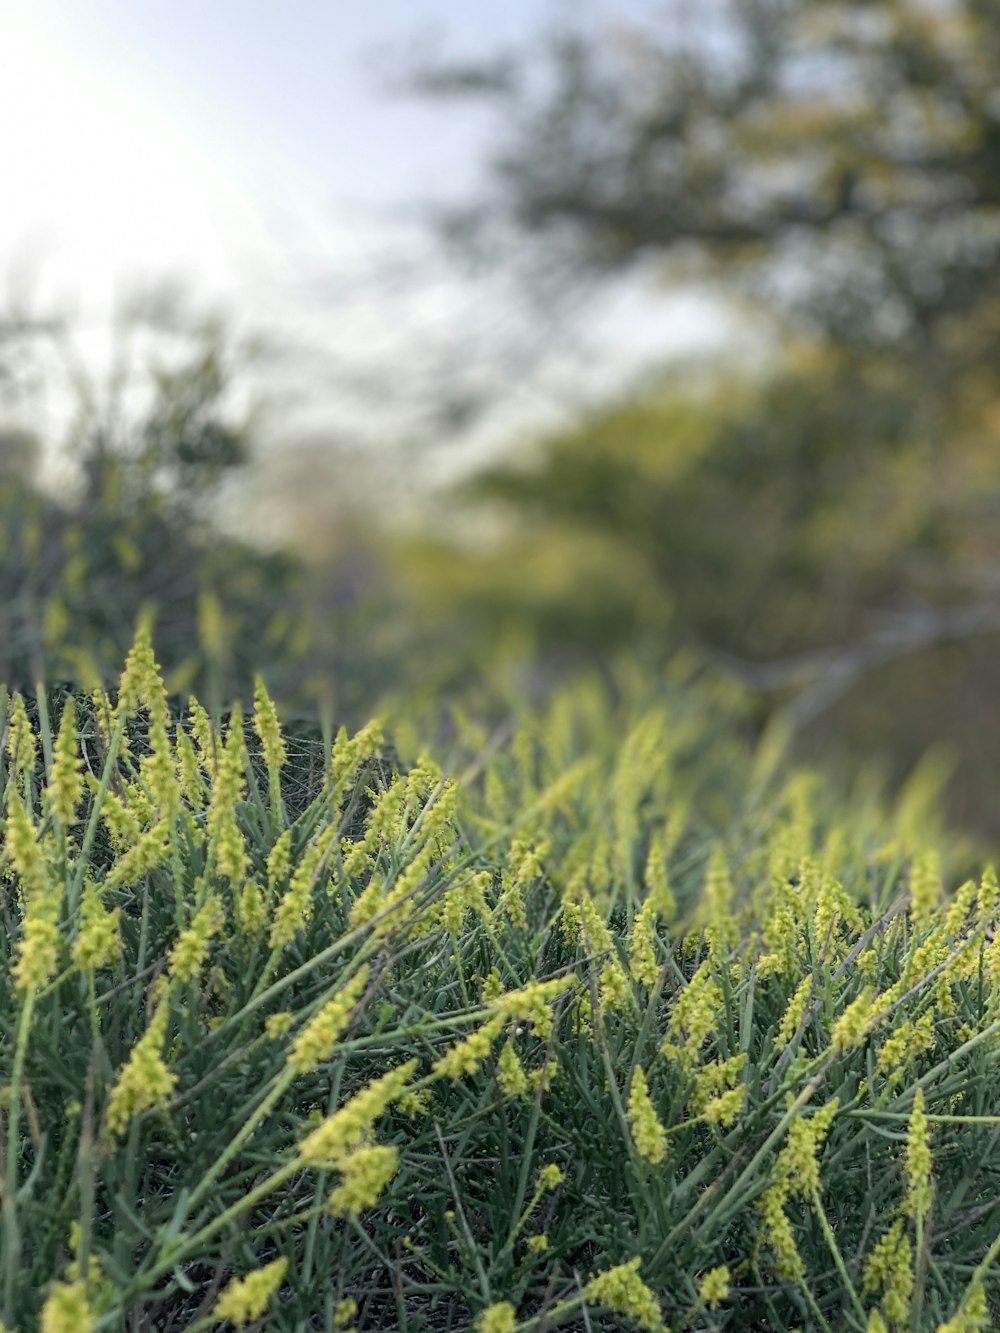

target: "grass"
[1,630,1000,1331]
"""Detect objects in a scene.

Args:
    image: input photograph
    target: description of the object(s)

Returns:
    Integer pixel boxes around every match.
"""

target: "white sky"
[0,0,735,505]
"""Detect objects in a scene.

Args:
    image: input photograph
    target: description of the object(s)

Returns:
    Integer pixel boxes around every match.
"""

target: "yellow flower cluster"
[72,884,122,972]
[759,1099,839,1279]
[432,1015,505,1080]
[213,1257,288,1328]
[327,1143,400,1217]
[862,1219,914,1327]
[627,1067,667,1164]
[905,1088,933,1222]
[698,1265,731,1309]
[628,900,659,985]
[909,850,941,930]
[298,1061,416,1166]
[936,1283,988,1333]
[167,898,222,984]
[664,961,723,1065]
[46,700,83,827]
[831,988,876,1052]
[288,967,370,1075]
[8,801,63,993]
[475,1302,517,1333]
[876,1009,936,1085]
[105,1005,177,1137]
[491,975,574,1041]
[583,1257,663,1333]
[252,675,287,776]
[39,1280,93,1333]
[5,694,36,776]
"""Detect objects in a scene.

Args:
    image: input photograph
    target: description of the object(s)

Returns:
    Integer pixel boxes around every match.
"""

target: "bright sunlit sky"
[1,0,735,494]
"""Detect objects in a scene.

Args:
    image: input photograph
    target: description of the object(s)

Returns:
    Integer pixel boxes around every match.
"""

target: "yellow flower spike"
[876,1010,936,1086]
[288,968,370,1075]
[862,1219,913,1327]
[492,975,573,1040]
[267,828,293,889]
[9,802,63,993]
[252,675,287,775]
[298,1061,417,1166]
[910,850,942,931]
[72,885,122,972]
[644,829,677,922]
[271,832,334,950]
[905,1088,933,1222]
[432,1015,505,1081]
[236,880,267,938]
[628,899,659,986]
[39,1279,93,1333]
[583,1257,663,1333]
[213,1257,288,1329]
[698,1265,731,1310]
[327,1143,399,1216]
[627,1067,667,1165]
[5,798,51,899]
[867,1311,888,1333]
[117,621,166,716]
[105,818,172,889]
[475,1303,517,1333]
[5,693,36,776]
[937,1282,988,1333]
[497,1042,529,1099]
[167,898,223,984]
[104,1004,178,1138]
[977,866,999,924]
[141,699,180,820]
[598,957,634,1013]
[666,960,724,1064]
[831,989,875,1053]
[333,1297,358,1329]
[46,699,83,826]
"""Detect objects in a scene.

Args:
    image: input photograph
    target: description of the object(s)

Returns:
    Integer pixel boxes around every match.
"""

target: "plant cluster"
[1,633,1000,1330]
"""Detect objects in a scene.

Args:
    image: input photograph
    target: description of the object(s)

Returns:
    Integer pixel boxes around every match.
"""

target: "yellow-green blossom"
[831,988,876,1052]
[288,968,370,1075]
[628,899,659,986]
[433,1015,505,1080]
[327,1143,399,1216]
[298,1061,417,1166]
[862,1219,913,1327]
[492,975,574,1040]
[72,885,122,972]
[905,1088,933,1221]
[46,699,83,826]
[698,1265,730,1310]
[627,1067,667,1164]
[213,1257,288,1328]
[584,1257,662,1333]
[5,693,36,776]
[497,1041,529,1099]
[253,675,287,774]
[910,850,941,930]
[105,1005,177,1137]
[40,1279,93,1333]
[475,1303,517,1333]
[167,899,222,984]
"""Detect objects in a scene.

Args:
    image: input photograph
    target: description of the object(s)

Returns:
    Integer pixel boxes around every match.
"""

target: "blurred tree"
[0,303,395,714]
[415,0,1000,380]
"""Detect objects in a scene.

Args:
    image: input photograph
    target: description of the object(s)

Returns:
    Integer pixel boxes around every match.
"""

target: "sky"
[0,0,734,502]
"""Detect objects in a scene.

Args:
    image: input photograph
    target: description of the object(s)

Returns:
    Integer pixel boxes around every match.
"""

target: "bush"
[1,633,999,1331]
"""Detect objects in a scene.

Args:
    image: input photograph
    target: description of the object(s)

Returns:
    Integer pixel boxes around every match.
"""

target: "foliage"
[417,0,1000,373]
[4,631,1000,1330]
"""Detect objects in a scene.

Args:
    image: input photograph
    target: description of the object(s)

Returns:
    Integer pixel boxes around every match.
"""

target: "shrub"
[2,633,1000,1330]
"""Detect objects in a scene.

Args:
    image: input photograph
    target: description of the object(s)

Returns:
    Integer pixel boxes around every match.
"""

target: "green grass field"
[1,630,999,1332]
